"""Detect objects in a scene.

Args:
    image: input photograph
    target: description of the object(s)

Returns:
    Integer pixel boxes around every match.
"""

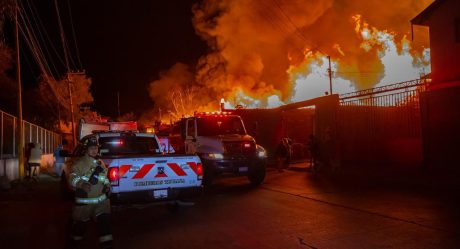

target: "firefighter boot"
[97,213,113,249]
[68,220,87,249]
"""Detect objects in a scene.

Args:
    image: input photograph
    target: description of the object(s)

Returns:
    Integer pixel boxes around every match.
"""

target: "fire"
[146,0,433,122]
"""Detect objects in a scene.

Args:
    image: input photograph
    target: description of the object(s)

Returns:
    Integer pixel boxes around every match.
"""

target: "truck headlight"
[256,145,267,158]
[208,153,224,159]
[258,151,266,158]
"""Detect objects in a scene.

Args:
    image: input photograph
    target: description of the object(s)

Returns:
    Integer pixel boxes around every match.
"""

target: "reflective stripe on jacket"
[75,194,107,204]
[68,154,109,203]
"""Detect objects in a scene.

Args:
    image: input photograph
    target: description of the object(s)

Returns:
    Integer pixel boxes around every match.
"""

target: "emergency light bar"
[195,111,233,117]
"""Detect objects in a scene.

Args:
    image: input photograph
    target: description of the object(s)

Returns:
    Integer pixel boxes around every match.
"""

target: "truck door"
[185,118,197,154]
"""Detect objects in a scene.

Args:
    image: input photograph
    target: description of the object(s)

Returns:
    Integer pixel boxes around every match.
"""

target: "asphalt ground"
[1,164,459,249]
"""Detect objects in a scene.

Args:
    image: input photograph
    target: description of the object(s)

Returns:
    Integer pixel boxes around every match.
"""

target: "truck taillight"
[108,167,119,186]
[197,163,203,180]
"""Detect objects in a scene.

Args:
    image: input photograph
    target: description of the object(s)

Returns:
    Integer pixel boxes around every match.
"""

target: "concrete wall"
[0,154,54,181]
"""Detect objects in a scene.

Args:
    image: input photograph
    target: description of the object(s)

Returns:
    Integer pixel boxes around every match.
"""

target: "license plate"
[239,167,248,173]
[153,189,168,199]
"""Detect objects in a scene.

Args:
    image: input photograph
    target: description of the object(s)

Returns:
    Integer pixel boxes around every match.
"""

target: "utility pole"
[55,0,76,147]
[327,56,333,95]
[66,73,76,147]
[15,0,25,180]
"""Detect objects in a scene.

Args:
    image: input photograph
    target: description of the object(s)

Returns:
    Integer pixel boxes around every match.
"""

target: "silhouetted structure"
[412,0,460,170]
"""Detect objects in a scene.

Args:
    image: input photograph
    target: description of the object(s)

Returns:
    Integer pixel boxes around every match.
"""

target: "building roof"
[411,0,446,26]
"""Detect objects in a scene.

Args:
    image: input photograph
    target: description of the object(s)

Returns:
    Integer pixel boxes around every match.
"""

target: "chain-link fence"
[1,109,61,159]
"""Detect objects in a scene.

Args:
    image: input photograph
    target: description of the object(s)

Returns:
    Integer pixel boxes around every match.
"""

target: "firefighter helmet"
[83,137,99,149]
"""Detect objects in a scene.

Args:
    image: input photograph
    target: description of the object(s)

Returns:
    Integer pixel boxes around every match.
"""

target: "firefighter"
[68,137,113,249]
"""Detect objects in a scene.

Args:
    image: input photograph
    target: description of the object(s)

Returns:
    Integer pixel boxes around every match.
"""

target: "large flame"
[147,0,432,122]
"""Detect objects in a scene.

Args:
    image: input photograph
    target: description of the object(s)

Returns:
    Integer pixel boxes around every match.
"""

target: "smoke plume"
[149,0,432,118]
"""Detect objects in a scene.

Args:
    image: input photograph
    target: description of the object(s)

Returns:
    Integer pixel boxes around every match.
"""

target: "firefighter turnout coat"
[69,155,111,220]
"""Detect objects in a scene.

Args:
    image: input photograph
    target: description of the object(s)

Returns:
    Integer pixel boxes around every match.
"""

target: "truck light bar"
[195,111,233,117]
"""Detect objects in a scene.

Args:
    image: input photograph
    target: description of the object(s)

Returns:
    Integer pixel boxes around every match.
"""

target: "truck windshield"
[98,136,159,156]
[197,116,246,136]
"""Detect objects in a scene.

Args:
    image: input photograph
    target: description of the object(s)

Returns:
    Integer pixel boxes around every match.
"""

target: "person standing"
[68,137,113,249]
[308,135,319,173]
[28,143,42,181]
[25,143,33,179]
[54,144,65,177]
[276,138,289,172]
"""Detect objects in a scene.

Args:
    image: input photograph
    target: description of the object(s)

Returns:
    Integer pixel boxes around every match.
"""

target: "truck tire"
[203,173,214,187]
[248,166,265,186]
[202,163,214,187]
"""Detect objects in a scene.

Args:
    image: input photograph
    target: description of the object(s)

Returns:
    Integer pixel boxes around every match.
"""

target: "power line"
[255,1,307,56]
[270,0,327,55]
[28,0,66,68]
[53,0,70,72]
[66,0,82,70]
[22,0,60,78]
[336,72,383,74]
[18,3,49,75]
[18,9,53,79]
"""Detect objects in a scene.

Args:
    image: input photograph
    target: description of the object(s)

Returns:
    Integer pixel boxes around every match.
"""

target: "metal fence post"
[44,130,47,154]
[13,117,15,157]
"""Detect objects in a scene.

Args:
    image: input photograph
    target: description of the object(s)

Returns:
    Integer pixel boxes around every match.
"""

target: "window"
[187,119,196,137]
[197,116,247,136]
[98,136,159,157]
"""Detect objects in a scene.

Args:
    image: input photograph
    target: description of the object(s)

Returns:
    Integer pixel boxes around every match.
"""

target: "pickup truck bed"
[107,155,203,203]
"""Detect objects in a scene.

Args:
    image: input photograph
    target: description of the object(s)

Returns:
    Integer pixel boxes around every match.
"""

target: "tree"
[0,0,16,113]
[37,73,94,129]
[168,85,199,120]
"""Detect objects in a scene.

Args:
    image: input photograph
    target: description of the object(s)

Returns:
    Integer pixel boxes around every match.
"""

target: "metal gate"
[338,79,428,166]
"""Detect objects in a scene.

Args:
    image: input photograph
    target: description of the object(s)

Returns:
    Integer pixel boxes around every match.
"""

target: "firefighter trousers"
[70,199,113,248]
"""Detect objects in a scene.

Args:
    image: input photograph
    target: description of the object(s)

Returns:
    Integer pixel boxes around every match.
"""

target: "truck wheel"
[248,167,265,186]
[203,174,214,187]
[203,164,214,187]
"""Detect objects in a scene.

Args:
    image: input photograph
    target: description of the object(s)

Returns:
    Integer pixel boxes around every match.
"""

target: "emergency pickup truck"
[61,131,203,203]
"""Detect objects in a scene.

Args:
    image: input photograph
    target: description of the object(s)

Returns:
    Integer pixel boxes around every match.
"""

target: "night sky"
[21,0,208,118]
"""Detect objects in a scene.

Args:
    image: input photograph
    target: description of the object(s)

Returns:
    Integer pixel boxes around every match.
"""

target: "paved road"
[1,167,459,249]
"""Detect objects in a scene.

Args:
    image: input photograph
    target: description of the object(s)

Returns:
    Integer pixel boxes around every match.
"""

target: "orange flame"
[146,0,432,122]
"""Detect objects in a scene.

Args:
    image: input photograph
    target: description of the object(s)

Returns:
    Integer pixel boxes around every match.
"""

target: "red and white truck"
[62,123,203,203]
